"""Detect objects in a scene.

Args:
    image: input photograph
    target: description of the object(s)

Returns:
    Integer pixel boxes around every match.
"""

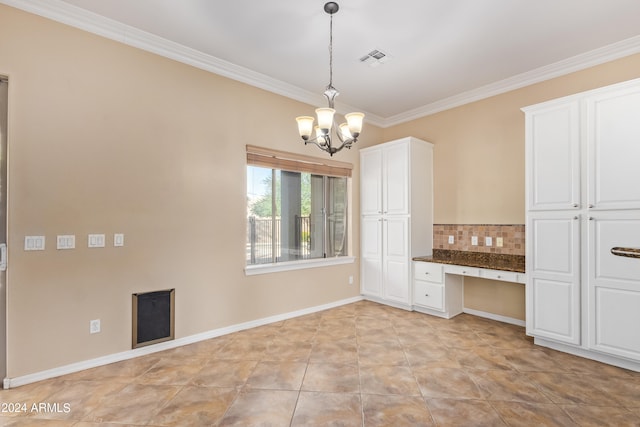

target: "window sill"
[244,256,355,276]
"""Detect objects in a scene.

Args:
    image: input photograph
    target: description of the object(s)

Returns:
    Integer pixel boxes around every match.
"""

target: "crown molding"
[382,34,640,127]
[3,0,639,129]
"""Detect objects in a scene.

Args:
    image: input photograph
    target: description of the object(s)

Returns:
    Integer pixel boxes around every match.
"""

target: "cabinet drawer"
[413,262,443,283]
[414,281,444,311]
[480,269,519,283]
[445,265,481,277]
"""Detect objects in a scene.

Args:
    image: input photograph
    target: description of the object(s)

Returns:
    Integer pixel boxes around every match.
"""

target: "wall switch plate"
[114,233,125,247]
[25,236,45,251]
[496,237,504,247]
[57,235,75,250]
[348,275,354,285]
[448,235,455,244]
[90,319,101,334]
[88,234,105,248]
[485,236,493,246]
[471,236,478,246]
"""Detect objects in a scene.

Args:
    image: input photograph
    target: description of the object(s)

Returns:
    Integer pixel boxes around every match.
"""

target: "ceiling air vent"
[359,49,391,68]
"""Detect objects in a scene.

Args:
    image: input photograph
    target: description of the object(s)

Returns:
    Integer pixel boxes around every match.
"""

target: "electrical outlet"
[90,319,101,334]
[471,236,478,246]
[348,275,354,285]
[448,235,455,244]
[485,236,493,247]
[496,237,504,247]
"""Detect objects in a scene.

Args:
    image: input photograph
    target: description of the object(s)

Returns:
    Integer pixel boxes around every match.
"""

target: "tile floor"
[1,300,639,426]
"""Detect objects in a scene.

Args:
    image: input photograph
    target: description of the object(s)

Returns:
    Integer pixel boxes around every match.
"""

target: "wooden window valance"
[246,145,353,178]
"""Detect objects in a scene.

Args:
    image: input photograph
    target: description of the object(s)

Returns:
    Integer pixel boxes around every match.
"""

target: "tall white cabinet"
[524,78,640,370]
[360,137,433,309]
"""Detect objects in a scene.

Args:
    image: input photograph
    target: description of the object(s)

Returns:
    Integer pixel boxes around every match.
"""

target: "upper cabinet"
[360,140,410,216]
[586,84,640,210]
[524,79,640,213]
[524,100,581,211]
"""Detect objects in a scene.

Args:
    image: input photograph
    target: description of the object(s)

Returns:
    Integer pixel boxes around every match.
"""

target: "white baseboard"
[3,296,364,389]
[462,307,526,327]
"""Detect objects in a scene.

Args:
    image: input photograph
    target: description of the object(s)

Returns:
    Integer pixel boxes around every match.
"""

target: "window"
[246,145,352,268]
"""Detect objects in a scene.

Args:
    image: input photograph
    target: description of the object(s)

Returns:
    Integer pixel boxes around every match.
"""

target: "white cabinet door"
[361,216,383,298]
[383,142,409,215]
[360,148,383,216]
[525,101,581,211]
[526,212,581,345]
[383,217,410,304]
[588,212,640,361]
[587,85,640,210]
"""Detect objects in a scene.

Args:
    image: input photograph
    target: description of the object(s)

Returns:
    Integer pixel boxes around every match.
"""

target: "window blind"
[246,145,353,178]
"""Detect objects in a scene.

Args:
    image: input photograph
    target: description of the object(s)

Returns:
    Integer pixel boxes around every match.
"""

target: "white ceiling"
[6,0,640,126]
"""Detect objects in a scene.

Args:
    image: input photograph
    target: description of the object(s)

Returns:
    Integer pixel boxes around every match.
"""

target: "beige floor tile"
[560,404,640,426]
[291,391,362,426]
[525,371,623,406]
[309,339,359,365]
[426,398,507,426]
[219,389,298,426]
[263,339,313,362]
[362,394,435,426]
[189,359,258,388]
[468,369,552,403]
[453,346,513,371]
[147,385,237,427]
[134,356,204,386]
[301,362,359,393]
[359,365,422,396]
[358,342,408,366]
[83,383,180,424]
[413,367,483,399]
[245,360,307,390]
[491,401,579,426]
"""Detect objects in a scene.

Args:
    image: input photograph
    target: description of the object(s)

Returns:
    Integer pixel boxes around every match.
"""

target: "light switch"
[496,237,504,247]
[471,236,478,246]
[485,236,493,247]
[57,235,75,250]
[114,233,125,247]
[448,235,455,244]
[88,234,105,248]
[25,236,46,251]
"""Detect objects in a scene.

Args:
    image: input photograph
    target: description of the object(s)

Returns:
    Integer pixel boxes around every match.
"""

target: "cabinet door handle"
[424,272,429,275]
[572,203,578,208]
[574,216,579,220]
[589,204,594,208]
[425,294,429,297]
[611,247,640,259]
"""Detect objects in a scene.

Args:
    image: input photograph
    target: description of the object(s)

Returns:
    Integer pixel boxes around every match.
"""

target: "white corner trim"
[3,0,640,128]
[463,307,526,327]
[244,256,355,276]
[3,295,364,389]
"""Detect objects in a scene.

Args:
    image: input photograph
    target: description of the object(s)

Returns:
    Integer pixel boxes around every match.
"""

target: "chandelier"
[295,2,364,156]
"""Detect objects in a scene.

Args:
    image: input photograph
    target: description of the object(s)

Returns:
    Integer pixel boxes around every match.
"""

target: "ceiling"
[6,0,640,126]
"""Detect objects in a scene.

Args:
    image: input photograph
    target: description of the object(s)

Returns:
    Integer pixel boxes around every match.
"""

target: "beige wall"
[384,53,640,320]
[0,5,384,378]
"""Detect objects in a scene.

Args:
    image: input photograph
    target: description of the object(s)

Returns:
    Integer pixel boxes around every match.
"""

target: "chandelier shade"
[295,2,364,156]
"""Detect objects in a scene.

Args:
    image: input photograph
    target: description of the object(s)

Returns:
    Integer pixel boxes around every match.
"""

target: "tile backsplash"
[433,224,525,256]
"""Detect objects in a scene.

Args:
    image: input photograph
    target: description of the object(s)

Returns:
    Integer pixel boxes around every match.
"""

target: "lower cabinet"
[412,262,463,319]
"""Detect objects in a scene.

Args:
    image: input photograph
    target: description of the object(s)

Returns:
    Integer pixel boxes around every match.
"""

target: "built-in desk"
[412,250,526,321]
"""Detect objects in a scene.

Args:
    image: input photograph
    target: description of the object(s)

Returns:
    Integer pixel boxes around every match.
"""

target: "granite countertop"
[413,249,525,273]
